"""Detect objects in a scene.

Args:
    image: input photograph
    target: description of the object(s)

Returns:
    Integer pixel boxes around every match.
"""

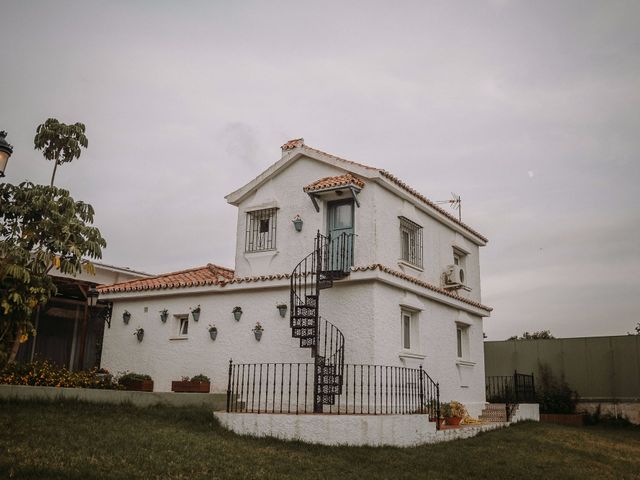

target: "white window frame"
[456,323,470,361]
[177,315,189,337]
[400,308,422,355]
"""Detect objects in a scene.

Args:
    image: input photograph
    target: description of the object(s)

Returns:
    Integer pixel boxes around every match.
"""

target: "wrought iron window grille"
[245,208,278,252]
[399,216,423,268]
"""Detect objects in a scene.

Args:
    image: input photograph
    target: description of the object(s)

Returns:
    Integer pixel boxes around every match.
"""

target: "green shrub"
[536,363,578,414]
[0,360,114,389]
[190,374,210,382]
[117,372,152,386]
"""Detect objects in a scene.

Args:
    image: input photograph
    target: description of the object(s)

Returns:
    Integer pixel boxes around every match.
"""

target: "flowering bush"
[0,360,115,389]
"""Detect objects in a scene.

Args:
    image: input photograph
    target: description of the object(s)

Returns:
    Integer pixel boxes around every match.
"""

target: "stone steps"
[480,403,518,422]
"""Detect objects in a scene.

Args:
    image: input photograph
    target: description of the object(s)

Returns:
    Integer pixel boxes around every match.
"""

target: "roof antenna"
[436,193,461,222]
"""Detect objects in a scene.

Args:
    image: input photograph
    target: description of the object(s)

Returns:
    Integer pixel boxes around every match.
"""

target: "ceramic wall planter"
[191,308,201,322]
[233,309,242,321]
[209,329,218,341]
[121,379,154,392]
[160,311,169,323]
[134,328,144,342]
[123,311,131,324]
[254,330,263,341]
[277,305,287,317]
[171,381,211,393]
[292,218,303,232]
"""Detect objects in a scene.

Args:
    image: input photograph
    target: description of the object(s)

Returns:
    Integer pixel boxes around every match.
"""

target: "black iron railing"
[486,371,536,403]
[226,361,441,428]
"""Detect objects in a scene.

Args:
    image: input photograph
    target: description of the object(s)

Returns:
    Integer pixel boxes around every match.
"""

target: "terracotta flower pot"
[446,416,462,426]
[171,381,211,393]
[122,379,153,392]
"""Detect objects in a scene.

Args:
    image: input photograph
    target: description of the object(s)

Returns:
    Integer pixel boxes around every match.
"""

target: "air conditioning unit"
[444,264,465,286]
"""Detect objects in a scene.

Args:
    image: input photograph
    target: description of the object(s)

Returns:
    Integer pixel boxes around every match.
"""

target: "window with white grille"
[399,217,423,268]
[245,208,278,252]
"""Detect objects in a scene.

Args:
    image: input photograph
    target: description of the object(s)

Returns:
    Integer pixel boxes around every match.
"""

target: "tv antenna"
[436,193,461,222]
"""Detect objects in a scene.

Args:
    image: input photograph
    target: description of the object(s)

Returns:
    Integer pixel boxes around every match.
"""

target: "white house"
[98,138,492,418]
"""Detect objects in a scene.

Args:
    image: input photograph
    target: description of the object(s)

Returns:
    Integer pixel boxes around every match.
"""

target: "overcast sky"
[1,1,639,340]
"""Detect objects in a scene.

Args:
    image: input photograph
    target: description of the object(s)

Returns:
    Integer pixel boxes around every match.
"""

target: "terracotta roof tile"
[98,263,234,294]
[303,173,365,193]
[351,264,492,312]
[98,260,491,313]
[281,138,304,151]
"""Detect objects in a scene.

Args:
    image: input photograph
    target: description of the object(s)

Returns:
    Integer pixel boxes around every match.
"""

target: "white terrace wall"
[369,281,486,417]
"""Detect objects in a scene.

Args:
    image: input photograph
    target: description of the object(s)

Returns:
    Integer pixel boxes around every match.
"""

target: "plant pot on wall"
[123,310,131,324]
[292,215,303,232]
[252,322,263,341]
[160,310,169,323]
[134,328,144,342]
[208,325,217,341]
[191,305,201,322]
[232,307,242,321]
[277,304,287,318]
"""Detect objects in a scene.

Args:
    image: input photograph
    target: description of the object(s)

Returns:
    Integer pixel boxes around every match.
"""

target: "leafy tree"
[536,363,578,414]
[34,118,88,186]
[508,330,555,340]
[0,182,106,365]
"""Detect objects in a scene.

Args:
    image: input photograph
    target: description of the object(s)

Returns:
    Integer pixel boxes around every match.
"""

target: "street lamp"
[87,287,99,307]
[0,131,14,177]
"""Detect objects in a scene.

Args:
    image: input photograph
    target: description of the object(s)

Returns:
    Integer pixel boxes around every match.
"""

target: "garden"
[1,399,639,480]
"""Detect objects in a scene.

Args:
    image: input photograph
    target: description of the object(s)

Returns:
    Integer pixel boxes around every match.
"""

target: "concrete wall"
[0,384,227,409]
[484,335,640,402]
[511,403,540,422]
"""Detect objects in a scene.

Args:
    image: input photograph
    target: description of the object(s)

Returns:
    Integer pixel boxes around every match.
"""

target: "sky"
[1,0,639,340]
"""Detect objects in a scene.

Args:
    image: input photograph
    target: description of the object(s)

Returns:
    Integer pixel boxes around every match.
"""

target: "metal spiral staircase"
[290,231,353,412]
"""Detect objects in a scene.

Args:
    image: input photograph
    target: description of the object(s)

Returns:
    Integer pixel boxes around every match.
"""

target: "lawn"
[1,400,639,480]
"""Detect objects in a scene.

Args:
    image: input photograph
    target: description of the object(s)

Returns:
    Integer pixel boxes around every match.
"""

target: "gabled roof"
[225,139,487,244]
[303,173,365,193]
[97,263,234,293]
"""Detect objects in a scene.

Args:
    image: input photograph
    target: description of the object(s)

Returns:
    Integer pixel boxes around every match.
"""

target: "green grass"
[1,400,639,479]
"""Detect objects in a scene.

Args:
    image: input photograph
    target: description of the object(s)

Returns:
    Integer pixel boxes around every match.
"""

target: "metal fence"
[226,361,440,424]
[486,371,536,403]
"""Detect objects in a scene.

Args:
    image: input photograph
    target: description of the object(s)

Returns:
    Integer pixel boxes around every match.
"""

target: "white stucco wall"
[369,281,486,417]
[101,277,486,416]
[511,404,540,422]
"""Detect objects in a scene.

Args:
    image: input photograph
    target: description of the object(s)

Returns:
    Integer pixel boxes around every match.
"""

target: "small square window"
[179,317,189,336]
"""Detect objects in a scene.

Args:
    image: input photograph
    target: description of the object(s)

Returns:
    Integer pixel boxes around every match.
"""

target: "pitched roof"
[303,173,365,193]
[97,261,491,313]
[97,263,234,293]
[233,139,487,243]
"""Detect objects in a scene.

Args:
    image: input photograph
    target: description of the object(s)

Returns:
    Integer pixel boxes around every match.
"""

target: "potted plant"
[276,303,287,318]
[118,372,153,392]
[442,401,467,426]
[160,309,169,323]
[292,214,303,232]
[253,322,264,341]
[122,310,131,324]
[208,324,218,341]
[232,306,242,321]
[133,327,144,342]
[191,305,201,322]
[171,374,211,393]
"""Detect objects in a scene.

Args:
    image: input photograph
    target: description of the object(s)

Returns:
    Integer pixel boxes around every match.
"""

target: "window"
[402,311,412,349]
[245,208,278,252]
[178,317,189,337]
[399,217,423,268]
[452,249,467,285]
[456,324,469,360]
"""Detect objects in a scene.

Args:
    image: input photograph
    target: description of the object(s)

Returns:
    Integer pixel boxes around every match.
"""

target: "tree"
[628,322,640,335]
[0,182,106,365]
[34,118,88,186]
[508,330,555,340]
